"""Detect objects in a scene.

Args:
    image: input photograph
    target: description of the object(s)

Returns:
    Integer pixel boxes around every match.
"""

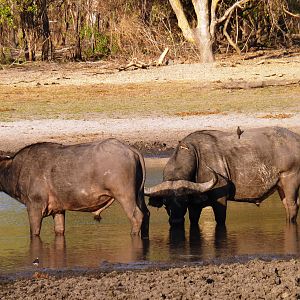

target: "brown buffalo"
[0,139,149,238]
[145,127,300,227]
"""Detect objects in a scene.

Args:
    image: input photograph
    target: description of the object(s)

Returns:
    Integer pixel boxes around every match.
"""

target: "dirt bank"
[1,50,300,88]
[1,115,300,156]
[1,259,300,299]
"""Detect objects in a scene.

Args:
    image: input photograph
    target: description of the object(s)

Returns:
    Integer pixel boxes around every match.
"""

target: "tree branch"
[210,0,220,39]
[168,0,195,43]
[283,7,300,19]
[216,0,252,24]
[223,11,241,54]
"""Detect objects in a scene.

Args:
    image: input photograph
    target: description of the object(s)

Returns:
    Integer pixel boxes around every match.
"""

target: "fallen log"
[118,47,169,71]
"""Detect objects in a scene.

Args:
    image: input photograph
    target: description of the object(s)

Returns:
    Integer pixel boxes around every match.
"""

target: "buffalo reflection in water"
[29,235,150,270]
[167,223,300,262]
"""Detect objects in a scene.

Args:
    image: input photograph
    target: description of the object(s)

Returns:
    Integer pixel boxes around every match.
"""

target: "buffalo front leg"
[278,178,299,223]
[27,206,43,237]
[212,198,227,226]
[188,202,203,227]
[53,212,65,235]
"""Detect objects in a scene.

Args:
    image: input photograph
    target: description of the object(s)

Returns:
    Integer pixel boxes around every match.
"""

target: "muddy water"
[0,158,299,274]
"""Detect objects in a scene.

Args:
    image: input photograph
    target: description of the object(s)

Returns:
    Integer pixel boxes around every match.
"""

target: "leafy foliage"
[0,0,13,26]
[0,0,299,63]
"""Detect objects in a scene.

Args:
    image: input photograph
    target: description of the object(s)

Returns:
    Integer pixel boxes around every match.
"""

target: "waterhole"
[0,158,299,274]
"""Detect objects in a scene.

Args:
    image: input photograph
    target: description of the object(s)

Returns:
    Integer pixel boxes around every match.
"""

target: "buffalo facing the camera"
[145,127,300,227]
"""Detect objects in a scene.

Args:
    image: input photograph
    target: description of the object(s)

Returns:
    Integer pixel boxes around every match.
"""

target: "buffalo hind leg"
[53,212,65,235]
[118,196,144,236]
[130,205,144,236]
[136,191,150,239]
[212,198,227,226]
[278,178,299,223]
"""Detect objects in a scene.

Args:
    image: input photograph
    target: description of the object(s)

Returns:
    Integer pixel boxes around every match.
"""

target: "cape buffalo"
[0,139,149,238]
[145,127,300,227]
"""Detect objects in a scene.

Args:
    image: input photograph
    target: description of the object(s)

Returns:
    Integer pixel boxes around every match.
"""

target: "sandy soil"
[1,114,300,155]
[0,51,300,298]
[1,50,300,88]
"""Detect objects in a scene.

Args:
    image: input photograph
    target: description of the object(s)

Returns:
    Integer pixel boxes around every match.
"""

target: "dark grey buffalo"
[0,139,149,238]
[145,127,300,227]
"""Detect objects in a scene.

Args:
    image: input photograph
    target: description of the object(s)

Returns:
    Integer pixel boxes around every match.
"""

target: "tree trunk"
[0,27,5,63]
[193,0,214,62]
[20,0,36,61]
[39,0,51,60]
[74,3,82,60]
[169,0,214,62]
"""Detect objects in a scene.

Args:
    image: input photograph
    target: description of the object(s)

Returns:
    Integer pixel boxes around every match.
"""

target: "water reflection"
[284,224,300,254]
[28,235,150,270]
[167,224,230,260]
[30,236,67,269]
[0,157,299,274]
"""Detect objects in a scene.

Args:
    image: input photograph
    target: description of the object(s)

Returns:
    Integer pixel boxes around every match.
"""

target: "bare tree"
[169,0,252,62]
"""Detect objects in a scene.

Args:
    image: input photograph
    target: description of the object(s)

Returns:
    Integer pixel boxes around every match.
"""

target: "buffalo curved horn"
[144,168,218,197]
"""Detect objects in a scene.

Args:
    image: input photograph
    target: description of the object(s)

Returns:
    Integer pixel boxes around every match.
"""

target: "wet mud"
[0,257,299,299]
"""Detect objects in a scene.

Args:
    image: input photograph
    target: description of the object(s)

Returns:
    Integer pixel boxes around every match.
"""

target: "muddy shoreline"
[1,257,299,299]
[1,253,298,280]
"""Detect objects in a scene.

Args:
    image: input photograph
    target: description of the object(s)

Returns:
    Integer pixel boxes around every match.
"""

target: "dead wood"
[118,48,169,71]
[156,47,169,66]
[221,79,300,89]
[118,60,150,71]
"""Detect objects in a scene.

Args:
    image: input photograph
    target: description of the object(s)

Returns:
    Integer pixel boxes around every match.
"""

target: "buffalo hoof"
[94,215,102,222]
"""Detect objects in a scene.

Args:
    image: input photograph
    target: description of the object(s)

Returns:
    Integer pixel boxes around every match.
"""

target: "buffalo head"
[144,167,218,226]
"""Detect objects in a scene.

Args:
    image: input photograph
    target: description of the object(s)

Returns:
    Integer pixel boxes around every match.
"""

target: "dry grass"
[0,83,299,121]
[175,110,222,117]
[259,113,294,119]
[0,108,16,113]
